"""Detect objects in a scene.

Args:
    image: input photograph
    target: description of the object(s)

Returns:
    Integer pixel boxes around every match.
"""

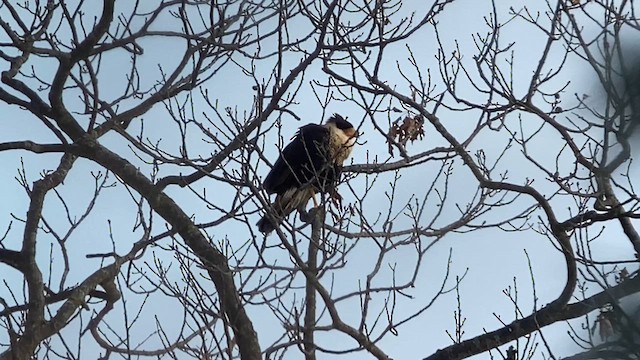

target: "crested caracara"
[257,114,357,234]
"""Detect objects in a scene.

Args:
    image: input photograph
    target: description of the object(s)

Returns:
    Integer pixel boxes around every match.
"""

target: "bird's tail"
[256,198,289,234]
[257,188,315,235]
[256,215,278,234]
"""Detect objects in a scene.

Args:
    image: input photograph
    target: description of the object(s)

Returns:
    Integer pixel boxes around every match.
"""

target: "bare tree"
[1,0,639,359]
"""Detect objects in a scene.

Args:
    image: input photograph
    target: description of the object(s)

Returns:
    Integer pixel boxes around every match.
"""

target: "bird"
[256,114,357,234]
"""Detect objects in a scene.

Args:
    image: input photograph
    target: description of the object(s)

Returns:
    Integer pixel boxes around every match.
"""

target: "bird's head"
[325,114,357,163]
[325,113,357,139]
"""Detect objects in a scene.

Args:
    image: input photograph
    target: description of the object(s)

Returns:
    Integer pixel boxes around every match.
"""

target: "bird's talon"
[330,189,343,208]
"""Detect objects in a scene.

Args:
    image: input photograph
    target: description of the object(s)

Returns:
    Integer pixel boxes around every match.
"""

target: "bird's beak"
[345,128,358,138]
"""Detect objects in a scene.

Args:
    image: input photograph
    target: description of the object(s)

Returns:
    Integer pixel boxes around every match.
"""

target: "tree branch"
[424,275,640,360]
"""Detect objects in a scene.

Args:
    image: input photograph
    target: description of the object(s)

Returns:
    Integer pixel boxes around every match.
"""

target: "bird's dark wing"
[262,124,330,194]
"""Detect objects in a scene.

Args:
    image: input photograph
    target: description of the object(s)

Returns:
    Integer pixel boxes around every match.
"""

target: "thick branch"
[48,0,115,140]
[4,154,76,359]
[0,141,70,154]
[1,243,131,360]
[303,208,323,360]
[424,275,640,360]
[0,249,24,272]
[74,136,261,359]
[343,147,454,174]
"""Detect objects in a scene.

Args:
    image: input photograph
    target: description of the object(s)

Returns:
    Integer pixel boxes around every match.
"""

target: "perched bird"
[257,114,357,234]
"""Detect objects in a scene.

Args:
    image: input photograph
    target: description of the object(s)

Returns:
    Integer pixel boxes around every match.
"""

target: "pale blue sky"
[1,1,638,359]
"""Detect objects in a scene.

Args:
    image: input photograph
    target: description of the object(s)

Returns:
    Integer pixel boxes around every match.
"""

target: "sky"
[1,0,639,359]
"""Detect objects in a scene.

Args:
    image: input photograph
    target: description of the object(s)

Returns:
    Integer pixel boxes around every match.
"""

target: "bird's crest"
[326,113,354,130]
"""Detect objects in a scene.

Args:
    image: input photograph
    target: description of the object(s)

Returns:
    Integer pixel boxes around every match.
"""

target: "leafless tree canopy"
[1,0,640,359]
